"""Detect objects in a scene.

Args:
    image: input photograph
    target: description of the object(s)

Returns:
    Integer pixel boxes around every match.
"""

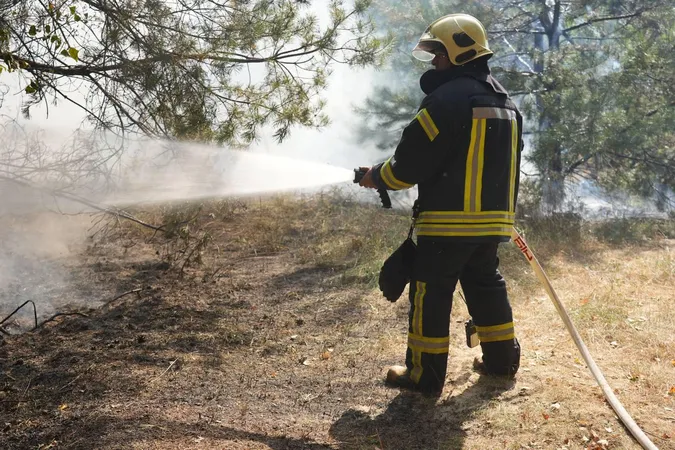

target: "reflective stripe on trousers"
[404,241,520,390]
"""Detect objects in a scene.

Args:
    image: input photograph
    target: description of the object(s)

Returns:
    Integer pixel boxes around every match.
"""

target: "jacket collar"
[419,61,506,96]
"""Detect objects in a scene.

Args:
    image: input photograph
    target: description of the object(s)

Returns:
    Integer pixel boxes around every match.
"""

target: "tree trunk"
[536,0,565,213]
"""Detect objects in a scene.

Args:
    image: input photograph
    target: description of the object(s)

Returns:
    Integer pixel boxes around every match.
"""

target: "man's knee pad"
[481,338,521,376]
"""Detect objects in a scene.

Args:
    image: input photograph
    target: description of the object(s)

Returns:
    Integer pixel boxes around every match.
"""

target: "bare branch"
[563,11,645,34]
[0,174,165,231]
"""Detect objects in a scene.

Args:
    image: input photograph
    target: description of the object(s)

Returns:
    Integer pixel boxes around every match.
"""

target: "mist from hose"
[0,60,382,331]
[0,123,380,330]
[105,138,356,207]
[0,121,369,213]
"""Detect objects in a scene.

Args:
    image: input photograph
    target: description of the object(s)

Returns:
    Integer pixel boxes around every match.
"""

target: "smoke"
[0,209,104,331]
[0,123,113,329]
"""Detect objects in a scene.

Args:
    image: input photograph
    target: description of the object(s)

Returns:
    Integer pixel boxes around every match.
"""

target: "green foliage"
[360,0,675,211]
[593,11,675,204]
[0,0,388,144]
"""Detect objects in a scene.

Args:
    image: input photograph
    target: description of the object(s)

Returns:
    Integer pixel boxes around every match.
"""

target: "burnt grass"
[3,196,667,449]
[0,197,511,449]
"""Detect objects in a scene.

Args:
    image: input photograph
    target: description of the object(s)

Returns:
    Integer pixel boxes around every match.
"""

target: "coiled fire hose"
[510,227,658,450]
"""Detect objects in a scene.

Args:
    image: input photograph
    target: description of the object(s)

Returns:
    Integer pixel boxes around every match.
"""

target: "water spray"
[106,148,356,206]
[511,228,658,450]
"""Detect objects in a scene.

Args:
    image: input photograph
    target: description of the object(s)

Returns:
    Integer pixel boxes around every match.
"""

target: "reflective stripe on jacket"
[371,64,523,242]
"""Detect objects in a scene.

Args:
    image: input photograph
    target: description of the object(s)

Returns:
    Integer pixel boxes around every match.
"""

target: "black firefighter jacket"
[371,62,524,242]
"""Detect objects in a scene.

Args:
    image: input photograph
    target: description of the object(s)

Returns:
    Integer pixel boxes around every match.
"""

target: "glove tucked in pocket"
[378,237,417,302]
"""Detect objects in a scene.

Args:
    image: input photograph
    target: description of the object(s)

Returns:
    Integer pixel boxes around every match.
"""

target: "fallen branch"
[0,300,38,330]
[54,189,166,232]
[20,378,32,401]
[100,288,144,309]
[150,359,178,383]
[0,288,146,335]
[58,364,95,392]
[37,312,90,329]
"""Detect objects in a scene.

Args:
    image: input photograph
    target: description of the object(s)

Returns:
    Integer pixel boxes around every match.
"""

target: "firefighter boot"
[386,365,443,396]
[386,365,415,390]
[473,357,500,376]
[473,338,521,378]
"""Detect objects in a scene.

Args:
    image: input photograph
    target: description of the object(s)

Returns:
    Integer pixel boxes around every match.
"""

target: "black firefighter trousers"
[405,240,521,392]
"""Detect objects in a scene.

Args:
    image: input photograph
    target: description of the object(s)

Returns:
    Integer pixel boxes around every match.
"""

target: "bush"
[591,217,675,243]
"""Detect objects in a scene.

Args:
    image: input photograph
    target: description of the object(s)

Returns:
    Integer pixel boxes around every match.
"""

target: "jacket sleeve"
[371,96,452,191]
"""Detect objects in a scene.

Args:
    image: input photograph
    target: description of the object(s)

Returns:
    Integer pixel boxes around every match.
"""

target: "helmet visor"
[412,40,444,62]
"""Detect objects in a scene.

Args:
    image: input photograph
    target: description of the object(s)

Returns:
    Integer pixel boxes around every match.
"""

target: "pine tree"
[0,0,388,144]
[359,0,674,212]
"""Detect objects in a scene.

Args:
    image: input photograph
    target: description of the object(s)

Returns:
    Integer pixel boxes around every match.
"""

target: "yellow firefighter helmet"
[412,14,493,65]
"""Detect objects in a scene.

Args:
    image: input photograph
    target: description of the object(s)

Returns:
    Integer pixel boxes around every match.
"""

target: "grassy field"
[0,193,673,449]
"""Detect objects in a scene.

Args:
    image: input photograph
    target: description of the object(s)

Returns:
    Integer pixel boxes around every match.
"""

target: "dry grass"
[1,192,673,450]
[471,235,675,450]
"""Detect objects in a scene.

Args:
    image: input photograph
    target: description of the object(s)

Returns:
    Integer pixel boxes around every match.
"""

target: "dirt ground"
[1,196,673,449]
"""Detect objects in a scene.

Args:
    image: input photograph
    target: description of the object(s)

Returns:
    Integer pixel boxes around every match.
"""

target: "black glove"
[378,238,416,302]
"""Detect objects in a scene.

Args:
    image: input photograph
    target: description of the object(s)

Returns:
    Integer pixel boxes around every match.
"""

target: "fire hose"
[510,227,658,450]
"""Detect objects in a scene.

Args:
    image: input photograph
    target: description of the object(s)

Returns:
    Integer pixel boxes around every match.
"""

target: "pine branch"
[563,12,645,34]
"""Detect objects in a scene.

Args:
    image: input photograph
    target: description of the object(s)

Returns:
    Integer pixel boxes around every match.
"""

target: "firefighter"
[359,13,523,394]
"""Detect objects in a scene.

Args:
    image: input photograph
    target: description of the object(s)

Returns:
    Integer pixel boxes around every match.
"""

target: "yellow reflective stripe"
[410,281,426,384]
[411,350,423,382]
[416,231,513,237]
[417,231,511,237]
[475,322,514,332]
[415,226,512,237]
[408,333,449,344]
[416,224,513,230]
[408,344,449,355]
[473,107,517,120]
[418,231,512,237]
[412,281,426,336]
[419,216,514,224]
[464,119,478,211]
[509,118,518,212]
[475,119,486,211]
[476,322,515,343]
[379,159,399,189]
[416,108,439,142]
[417,231,512,237]
[420,211,516,218]
[418,218,514,225]
[479,332,515,343]
[408,333,449,355]
[464,119,486,212]
[379,158,413,190]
